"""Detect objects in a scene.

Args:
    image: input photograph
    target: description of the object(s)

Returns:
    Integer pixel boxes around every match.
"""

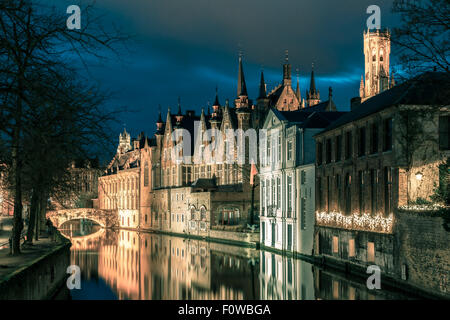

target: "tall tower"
[306,63,320,107]
[117,128,131,154]
[360,29,391,101]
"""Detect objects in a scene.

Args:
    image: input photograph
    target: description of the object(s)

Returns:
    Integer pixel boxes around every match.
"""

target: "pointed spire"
[177,96,182,116]
[295,68,301,101]
[309,63,317,94]
[156,105,164,133]
[213,86,220,106]
[200,108,205,121]
[283,50,292,85]
[326,86,336,111]
[258,70,266,99]
[237,53,248,97]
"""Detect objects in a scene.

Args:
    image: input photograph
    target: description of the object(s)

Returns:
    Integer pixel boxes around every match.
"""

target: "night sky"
[46,0,399,140]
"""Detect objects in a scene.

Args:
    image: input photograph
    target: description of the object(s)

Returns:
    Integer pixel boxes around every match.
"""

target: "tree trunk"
[11,125,23,255]
[37,194,47,240]
[26,189,38,244]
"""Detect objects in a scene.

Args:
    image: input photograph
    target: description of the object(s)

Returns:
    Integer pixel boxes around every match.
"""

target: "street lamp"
[415,172,423,181]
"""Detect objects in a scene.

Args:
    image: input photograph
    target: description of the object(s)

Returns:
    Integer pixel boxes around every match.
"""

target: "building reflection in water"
[63,224,416,300]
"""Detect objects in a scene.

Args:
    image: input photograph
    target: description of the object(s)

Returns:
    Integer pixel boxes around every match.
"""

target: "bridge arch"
[47,208,118,229]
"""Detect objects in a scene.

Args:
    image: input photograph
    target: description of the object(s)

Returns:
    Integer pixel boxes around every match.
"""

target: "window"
[370,123,378,154]
[144,162,149,186]
[326,139,332,163]
[327,176,331,212]
[383,118,392,151]
[345,131,352,159]
[358,171,364,213]
[367,242,375,262]
[190,207,196,220]
[277,177,281,209]
[300,198,306,230]
[272,178,276,207]
[336,174,341,212]
[317,178,323,211]
[287,140,293,160]
[439,116,450,150]
[358,127,366,157]
[332,236,339,253]
[317,142,323,164]
[287,176,293,216]
[335,135,342,161]
[370,169,378,215]
[267,138,271,166]
[384,167,392,216]
[200,207,206,220]
[344,173,352,215]
[349,239,355,257]
[261,180,265,215]
[301,170,306,184]
[278,134,282,162]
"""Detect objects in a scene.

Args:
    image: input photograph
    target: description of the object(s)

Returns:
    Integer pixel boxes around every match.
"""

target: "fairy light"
[316,211,394,233]
[399,204,446,211]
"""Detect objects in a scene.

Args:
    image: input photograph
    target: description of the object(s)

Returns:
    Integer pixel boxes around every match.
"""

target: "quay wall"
[0,236,71,300]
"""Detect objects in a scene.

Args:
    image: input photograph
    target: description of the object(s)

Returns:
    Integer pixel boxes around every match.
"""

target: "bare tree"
[392,0,450,78]
[0,0,128,254]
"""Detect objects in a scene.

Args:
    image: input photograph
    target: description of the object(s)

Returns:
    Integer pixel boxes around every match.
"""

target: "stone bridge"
[46,208,118,229]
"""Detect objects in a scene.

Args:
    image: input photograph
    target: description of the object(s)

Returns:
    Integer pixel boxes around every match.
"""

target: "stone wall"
[395,209,450,298]
[0,239,71,300]
[316,226,396,275]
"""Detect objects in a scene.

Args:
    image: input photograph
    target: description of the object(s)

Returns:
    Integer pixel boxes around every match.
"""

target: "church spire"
[309,63,317,94]
[258,70,266,99]
[213,86,220,106]
[306,63,320,107]
[326,86,336,111]
[295,68,301,101]
[237,53,248,97]
[282,50,292,86]
[177,96,182,116]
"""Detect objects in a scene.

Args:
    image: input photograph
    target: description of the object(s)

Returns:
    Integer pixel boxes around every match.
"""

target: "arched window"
[200,207,206,220]
[190,207,196,220]
[144,162,149,186]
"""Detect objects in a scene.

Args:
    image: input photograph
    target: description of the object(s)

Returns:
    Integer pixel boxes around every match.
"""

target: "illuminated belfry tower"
[360,29,392,102]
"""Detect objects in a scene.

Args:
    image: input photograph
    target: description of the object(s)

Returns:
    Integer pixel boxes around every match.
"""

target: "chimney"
[350,97,362,111]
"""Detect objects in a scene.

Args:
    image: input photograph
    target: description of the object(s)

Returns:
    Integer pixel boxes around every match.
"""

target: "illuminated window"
[333,280,339,299]
[332,236,339,253]
[367,242,375,262]
[349,239,355,257]
[200,207,206,220]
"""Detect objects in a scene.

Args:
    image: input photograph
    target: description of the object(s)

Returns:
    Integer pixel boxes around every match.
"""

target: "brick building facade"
[313,72,449,289]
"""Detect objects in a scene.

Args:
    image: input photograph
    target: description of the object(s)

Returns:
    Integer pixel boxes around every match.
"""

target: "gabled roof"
[191,177,217,190]
[268,108,347,130]
[318,71,450,135]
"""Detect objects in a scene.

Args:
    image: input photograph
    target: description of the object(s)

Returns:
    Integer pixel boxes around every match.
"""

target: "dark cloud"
[46,0,399,138]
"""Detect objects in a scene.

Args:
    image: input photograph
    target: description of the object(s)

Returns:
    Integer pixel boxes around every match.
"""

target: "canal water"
[60,220,417,300]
